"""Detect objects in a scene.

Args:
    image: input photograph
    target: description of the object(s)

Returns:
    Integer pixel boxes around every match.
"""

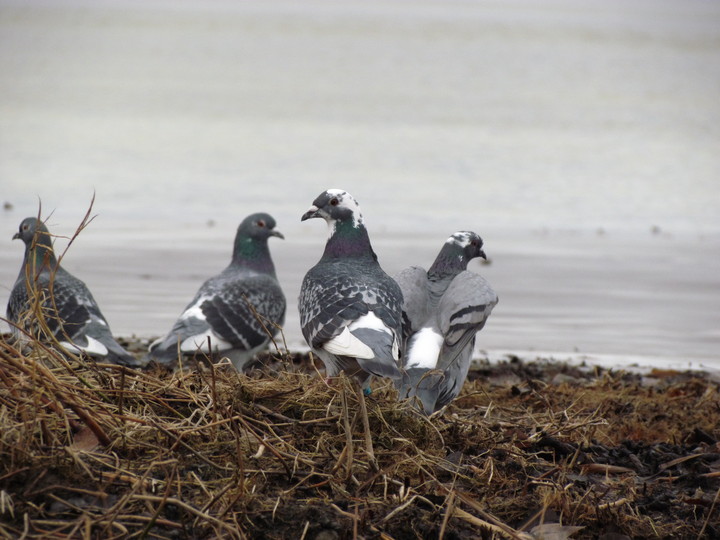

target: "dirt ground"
[0,336,718,539]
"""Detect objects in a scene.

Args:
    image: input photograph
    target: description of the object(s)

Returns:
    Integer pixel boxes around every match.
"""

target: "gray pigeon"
[147,213,286,370]
[7,217,141,367]
[394,231,498,414]
[298,189,403,390]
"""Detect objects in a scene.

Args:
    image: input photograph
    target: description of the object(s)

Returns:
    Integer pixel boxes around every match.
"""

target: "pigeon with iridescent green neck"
[298,189,403,390]
[7,216,141,367]
[147,213,286,370]
[394,231,498,414]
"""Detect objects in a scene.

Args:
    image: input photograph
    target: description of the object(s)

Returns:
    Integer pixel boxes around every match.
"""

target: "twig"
[438,491,456,540]
[356,384,378,472]
[698,485,720,540]
[341,381,354,480]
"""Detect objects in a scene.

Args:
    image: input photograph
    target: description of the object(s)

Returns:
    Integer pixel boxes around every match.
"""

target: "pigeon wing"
[45,271,139,364]
[300,263,402,351]
[437,271,498,371]
[22,271,95,344]
[201,274,286,351]
[393,266,430,347]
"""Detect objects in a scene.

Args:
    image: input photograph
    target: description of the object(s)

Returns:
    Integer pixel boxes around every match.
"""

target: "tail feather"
[351,327,401,379]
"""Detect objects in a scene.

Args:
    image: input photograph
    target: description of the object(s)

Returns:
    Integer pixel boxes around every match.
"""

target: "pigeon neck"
[322,220,377,261]
[427,244,468,280]
[232,237,276,275]
[20,235,58,278]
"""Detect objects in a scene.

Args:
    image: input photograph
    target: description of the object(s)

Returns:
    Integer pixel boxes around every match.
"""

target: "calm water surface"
[1,0,719,370]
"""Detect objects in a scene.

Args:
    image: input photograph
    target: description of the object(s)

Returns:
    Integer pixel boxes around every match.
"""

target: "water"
[1,0,719,370]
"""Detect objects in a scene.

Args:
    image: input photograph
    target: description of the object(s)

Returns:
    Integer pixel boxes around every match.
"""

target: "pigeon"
[298,189,403,390]
[394,231,498,414]
[147,213,286,370]
[7,217,141,367]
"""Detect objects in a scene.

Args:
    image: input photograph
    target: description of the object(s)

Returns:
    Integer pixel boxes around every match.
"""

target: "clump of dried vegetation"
[0,332,718,539]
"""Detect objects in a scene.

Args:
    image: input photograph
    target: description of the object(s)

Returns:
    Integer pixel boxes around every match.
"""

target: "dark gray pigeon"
[298,189,403,390]
[147,213,286,370]
[7,217,141,367]
[394,231,498,414]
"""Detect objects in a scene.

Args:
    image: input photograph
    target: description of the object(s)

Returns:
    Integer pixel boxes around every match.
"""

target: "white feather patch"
[180,298,209,321]
[322,326,374,359]
[352,312,400,361]
[60,335,109,357]
[323,313,394,359]
[180,330,233,353]
[148,336,163,350]
[348,312,388,333]
[446,231,472,248]
[405,327,443,369]
[326,218,338,239]
[325,188,363,228]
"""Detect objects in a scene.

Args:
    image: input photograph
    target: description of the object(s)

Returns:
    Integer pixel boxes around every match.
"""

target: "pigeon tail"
[350,326,401,380]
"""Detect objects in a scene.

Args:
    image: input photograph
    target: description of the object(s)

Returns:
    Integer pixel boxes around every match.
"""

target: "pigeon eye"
[330,198,339,206]
[471,240,478,247]
[257,220,266,228]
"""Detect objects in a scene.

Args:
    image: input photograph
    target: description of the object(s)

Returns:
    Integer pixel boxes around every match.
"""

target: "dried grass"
[0,336,718,539]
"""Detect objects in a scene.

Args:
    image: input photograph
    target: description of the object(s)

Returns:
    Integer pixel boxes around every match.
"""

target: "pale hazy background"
[1,0,719,370]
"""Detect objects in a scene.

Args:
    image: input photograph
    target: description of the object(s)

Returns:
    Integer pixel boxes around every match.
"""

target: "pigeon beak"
[270,230,284,240]
[12,232,20,240]
[301,206,320,221]
[479,249,487,260]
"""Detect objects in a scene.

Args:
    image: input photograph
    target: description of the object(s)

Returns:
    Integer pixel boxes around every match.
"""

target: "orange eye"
[257,220,266,227]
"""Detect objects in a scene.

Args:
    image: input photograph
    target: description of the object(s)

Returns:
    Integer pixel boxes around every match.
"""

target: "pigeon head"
[232,212,283,269]
[301,189,364,231]
[13,217,52,247]
[447,231,486,262]
[13,217,57,271]
[237,212,284,241]
[302,189,377,260]
[13,217,52,250]
[428,231,486,278]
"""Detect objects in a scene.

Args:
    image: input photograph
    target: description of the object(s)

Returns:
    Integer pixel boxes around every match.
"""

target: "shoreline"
[3,225,719,372]
[116,334,720,384]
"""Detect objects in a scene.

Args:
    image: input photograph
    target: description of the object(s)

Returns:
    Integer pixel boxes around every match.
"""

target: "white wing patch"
[322,326,374,359]
[180,330,234,353]
[60,335,109,358]
[348,312,388,333]
[405,327,443,369]
[322,313,397,360]
[351,312,400,361]
[180,297,210,321]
